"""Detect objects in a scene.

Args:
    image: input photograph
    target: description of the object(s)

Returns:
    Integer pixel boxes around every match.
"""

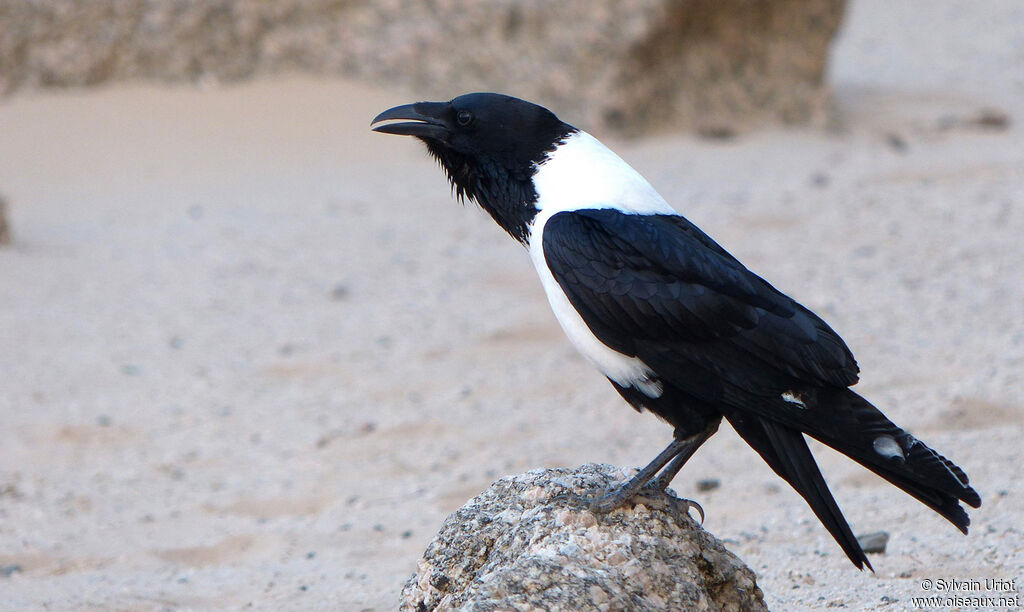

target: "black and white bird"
[371,93,980,569]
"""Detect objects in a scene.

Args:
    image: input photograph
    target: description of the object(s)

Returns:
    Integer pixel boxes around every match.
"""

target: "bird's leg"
[637,430,715,522]
[646,426,716,494]
[587,438,685,513]
[589,427,713,514]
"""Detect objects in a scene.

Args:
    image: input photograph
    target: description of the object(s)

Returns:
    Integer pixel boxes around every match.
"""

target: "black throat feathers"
[424,126,576,244]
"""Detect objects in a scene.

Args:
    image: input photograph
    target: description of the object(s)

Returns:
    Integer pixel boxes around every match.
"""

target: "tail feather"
[815,392,974,521]
[790,388,981,531]
[863,465,971,534]
[726,412,872,570]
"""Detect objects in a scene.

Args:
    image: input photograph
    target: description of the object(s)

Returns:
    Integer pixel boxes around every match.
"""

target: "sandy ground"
[1,1,1023,610]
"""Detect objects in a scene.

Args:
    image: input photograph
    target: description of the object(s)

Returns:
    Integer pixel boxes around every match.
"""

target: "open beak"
[371,101,451,139]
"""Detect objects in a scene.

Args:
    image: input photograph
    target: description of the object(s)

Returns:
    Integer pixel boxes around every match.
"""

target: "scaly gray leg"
[589,427,714,514]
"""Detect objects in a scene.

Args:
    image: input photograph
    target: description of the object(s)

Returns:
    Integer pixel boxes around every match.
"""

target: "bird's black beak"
[371,101,451,140]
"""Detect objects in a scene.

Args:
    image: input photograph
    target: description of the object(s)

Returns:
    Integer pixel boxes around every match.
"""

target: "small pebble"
[696,478,721,492]
[856,530,889,554]
[0,194,10,245]
[697,124,737,140]
[973,108,1010,130]
[0,565,21,578]
[852,245,877,259]
[884,132,907,153]
[330,284,350,300]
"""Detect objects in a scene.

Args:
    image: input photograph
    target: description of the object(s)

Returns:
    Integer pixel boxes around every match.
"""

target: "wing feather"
[541,209,859,397]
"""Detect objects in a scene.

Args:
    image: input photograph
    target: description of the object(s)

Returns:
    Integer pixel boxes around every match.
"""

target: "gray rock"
[0,0,844,135]
[400,464,766,611]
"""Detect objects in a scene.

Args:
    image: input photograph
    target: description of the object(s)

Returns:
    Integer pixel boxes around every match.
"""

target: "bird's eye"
[456,110,474,127]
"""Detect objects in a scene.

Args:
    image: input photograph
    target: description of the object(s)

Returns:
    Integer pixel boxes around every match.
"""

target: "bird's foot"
[585,485,638,514]
[633,486,706,523]
[547,490,591,508]
[584,481,704,523]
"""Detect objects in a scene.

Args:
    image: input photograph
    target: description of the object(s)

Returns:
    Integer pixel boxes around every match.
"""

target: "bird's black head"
[372,93,575,243]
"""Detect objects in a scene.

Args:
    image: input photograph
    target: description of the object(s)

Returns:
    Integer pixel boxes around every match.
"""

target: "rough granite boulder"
[0,0,844,135]
[400,464,766,611]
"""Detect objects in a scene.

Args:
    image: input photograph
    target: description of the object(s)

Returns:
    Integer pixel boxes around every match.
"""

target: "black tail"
[726,411,873,570]
[792,388,981,532]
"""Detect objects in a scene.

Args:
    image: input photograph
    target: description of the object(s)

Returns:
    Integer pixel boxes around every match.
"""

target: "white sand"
[1,1,1022,609]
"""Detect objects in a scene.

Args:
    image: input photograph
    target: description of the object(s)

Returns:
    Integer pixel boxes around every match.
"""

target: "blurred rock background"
[0,0,844,135]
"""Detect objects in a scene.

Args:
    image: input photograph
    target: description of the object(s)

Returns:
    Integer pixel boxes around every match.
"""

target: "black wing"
[541,209,859,402]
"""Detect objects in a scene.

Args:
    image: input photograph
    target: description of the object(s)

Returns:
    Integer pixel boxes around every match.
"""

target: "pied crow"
[371,93,980,570]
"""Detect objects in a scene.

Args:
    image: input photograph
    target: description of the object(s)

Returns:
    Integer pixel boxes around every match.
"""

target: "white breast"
[526,131,675,398]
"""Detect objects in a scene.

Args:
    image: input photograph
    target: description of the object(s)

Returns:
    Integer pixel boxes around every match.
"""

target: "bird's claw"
[635,487,706,524]
[679,497,705,524]
[581,484,705,523]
